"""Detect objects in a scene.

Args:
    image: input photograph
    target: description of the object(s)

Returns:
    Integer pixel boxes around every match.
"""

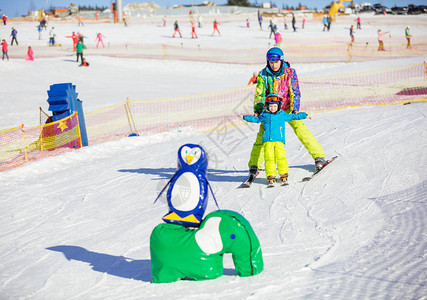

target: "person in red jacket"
[66,31,79,50]
[2,15,7,25]
[26,46,34,61]
[1,39,9,60]
[191,21,198,39]
[212,19,221,36]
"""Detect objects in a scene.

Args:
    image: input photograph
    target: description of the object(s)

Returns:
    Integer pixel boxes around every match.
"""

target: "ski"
[302,156,338,182]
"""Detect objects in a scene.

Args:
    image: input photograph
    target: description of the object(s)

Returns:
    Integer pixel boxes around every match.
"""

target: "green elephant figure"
[150,210,263,283]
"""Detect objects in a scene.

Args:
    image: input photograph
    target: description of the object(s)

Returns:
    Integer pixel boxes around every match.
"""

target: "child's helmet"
[266,47,284,61]
[265,93,283,111]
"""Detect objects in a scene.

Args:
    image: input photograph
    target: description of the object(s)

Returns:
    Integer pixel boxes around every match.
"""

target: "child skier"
[212,20,220,36]
[243,93,308,186]
[1,39,9,60]
[75,39,85,63]
[10,27,18,45]
[95,33,106,48]
[66,31,79,50]
[172,21,182,38]
[377,29,388,51]
[191,21,198,39]
[26,46,34,61]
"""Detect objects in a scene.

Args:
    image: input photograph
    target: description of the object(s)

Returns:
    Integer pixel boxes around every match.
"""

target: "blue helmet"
[266,47,284,61]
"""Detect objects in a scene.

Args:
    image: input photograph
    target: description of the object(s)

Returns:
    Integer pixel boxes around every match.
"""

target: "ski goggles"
[266,53,282,61]
[265,95,281,102]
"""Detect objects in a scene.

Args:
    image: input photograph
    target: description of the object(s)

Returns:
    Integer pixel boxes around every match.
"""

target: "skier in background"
[191,21,198,39]
[66,31,79,50]
[405,26,412,49]
[172,20,182,38]
[78,15,84,26]
[258,10,262,29]
[49,26,56,45]
[1,39,9,60]
[198,15,203,28]
[355,16,361,29]
[350,25,354,43]
[2,14,8,25]
[268,19,276,39]
[377,28,388,51]
[75,39,85,63]
[274,31,282,47]
[322,15,328,31]
[10,27,18,45]
[291,14,296,32]
[95,33,106,48]
[245,47,326,182]
[212,19,221,36]
[26,46,34,61]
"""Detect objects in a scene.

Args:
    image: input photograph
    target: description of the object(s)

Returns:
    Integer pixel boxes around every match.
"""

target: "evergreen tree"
[227,0,252,7]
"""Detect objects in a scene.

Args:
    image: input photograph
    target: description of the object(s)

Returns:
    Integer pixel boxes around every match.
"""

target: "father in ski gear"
[247,47,326,179]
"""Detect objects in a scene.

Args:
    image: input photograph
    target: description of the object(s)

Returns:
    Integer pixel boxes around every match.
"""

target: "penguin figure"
[155,144,213,227]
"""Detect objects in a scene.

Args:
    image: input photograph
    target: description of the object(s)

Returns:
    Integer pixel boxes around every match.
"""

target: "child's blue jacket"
[244,111,307,144]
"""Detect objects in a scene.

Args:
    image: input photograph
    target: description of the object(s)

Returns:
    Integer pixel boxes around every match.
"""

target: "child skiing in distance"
[26,46,34,61]
[66,31,79,50]
[377,29,388,51]
[350,25,354,43]
[1,39,9,60]
[405,26,412,49]
[10,27,18,45]
[212,20,220,36]
[172,20,182,38]
[95,33,106,48]
[243,93,308,186]
[49,27,56,45]
[274,32,282,47]
[191,21,198,39]
[75,39,85,63]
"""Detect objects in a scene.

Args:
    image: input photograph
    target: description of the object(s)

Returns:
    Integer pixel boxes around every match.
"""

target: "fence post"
[75,112,83,148]
[20,124,29,163]
[124,97,138,136]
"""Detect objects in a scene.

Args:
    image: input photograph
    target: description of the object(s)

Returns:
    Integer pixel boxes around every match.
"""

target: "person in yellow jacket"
[247,47,326,179]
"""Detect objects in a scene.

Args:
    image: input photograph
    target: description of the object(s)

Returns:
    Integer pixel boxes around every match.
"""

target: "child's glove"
[297,112,308,119]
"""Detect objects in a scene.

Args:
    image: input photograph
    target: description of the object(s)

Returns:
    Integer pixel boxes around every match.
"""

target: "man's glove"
[254,103,264,115]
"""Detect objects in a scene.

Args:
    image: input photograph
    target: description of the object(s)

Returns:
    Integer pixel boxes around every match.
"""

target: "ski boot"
[315,157,327,172]
[267,176,276,188]
[240,166,259,188]
[280,173,289,186]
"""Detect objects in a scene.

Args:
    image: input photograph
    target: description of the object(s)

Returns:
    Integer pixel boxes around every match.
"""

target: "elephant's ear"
[195,217,223,254]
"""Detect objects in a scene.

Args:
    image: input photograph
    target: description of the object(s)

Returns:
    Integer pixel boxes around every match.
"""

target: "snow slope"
[1,102,426,299]
[0,12,426,300]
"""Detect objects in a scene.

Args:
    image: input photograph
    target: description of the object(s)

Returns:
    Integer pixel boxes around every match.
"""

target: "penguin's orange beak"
[186,155,194,164]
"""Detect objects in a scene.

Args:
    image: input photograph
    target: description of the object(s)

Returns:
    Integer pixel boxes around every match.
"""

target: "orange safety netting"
[0,112,82,172]
[1,63,426,172]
